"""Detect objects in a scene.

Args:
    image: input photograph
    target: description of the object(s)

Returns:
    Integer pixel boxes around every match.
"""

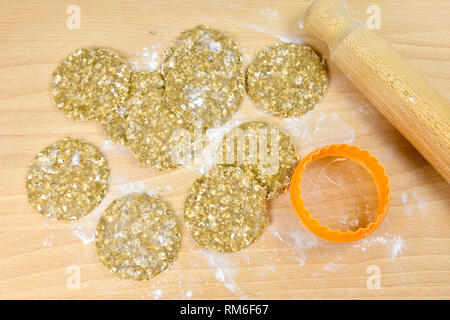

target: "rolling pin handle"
[304,0,360,48]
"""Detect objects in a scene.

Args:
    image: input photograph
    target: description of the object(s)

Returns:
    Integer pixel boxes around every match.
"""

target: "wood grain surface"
[0,0,449,299]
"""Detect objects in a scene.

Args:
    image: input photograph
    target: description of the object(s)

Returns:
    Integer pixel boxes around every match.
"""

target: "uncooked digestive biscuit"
[217,121,298,199]
[164,50,244,128]
[95,193,181,280]
[126,92,195,170]
[162,25,243,75]
[184,166,267,253]
[163,25,244,128]
[51,47,130,121]
[246,43,328,118]
[26,138,110,221]
[98,71,165,145]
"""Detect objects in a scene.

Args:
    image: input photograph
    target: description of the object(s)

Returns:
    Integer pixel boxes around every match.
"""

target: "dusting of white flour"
[260,7,279,21]
[42,234,54,247]
[323,262,341,271]
[391,236,407,261]
[283,111,355,157]
[298,20,304,29]
[152,289,163,299]
[270,224,319,266]
[354,233,407,261]
[129,44,162,72]
[400,187,428,216]
[203,250,238,292]
[240,23,303,44]
[101,139,129,153]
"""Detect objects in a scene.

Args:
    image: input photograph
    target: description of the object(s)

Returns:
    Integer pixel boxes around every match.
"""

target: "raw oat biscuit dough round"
[126,91,194,170]
[184,166,267,252]
[217,121,298,199]
[246,43,328,118]
[51,47,131,121]
[95,193,181,280]
[162,24,243,75]
[164,49,245,128]
[99,71,165,145]
[26,138,110,221]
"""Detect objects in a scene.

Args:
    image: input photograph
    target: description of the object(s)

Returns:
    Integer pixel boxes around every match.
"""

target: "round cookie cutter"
[289,144,390,242]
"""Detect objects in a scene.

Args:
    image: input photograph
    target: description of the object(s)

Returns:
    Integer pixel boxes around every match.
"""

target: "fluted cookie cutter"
[290,144,390,242]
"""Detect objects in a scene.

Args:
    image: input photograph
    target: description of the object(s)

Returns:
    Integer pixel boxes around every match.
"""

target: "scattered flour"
[195,16,303,43]
[357,104,379,117]
[260,7,279,21]
[203,250,238,292]
[391,236,407,261]
[270,225,319,266]
[239,23,303,44]
[208,41,222,53]
[101,139,129,153]
[42,216,57,227]
[412,189,427,211]
[323,262,341,271]
[286,230,319,250]
[117,179,152,195]
[354,233,407,261]
[270,225,284,242]
[400,187,428,215]
[42,234,54,247]
[72,215,99,245]
[152,289,163,299]
[401,193,408,204]
[70,151,80,166]
[339,216,360,230]
[128,45,162,72]
[211,1,243,9]
[283,111,355,157]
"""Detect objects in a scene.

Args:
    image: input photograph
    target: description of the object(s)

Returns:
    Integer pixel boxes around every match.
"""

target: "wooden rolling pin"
[304,0,450,182]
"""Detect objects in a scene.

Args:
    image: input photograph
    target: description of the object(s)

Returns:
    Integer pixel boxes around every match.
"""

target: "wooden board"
[0,0,449,299]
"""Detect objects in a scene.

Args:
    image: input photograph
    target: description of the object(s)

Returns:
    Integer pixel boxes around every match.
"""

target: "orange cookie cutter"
[289,144,390,242]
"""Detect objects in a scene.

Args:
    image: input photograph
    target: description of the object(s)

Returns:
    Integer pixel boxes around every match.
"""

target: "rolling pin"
[303,0,450,182]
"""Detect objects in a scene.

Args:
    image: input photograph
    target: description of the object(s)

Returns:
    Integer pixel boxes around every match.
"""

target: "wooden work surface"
[0,0,449,299]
